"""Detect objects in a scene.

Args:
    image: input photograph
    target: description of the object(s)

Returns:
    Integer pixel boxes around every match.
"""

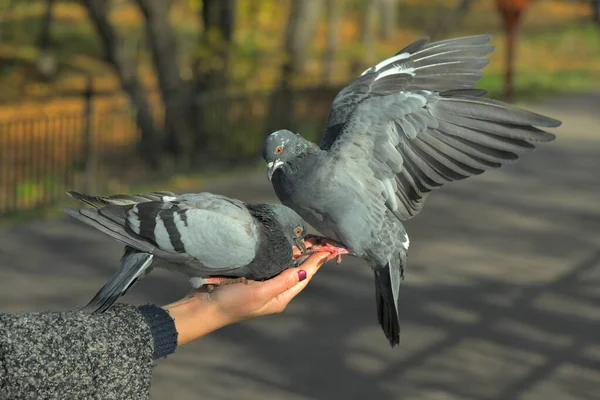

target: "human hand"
[162,252,331,345]
[205,251,331,325]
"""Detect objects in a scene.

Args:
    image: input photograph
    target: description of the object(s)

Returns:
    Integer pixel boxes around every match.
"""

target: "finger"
[271,252,330,303]
[255,266,307,301]
[296,251,330,270]
[255,252,331,301]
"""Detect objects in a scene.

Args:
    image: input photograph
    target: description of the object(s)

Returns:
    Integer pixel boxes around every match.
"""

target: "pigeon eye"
[294,227,303,235]
[275,146,283,154]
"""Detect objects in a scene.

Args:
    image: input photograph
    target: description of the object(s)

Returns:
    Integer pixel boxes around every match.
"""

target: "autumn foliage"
[0,0,599,215]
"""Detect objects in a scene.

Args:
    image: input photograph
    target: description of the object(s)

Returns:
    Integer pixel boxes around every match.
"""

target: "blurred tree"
[193,0,236,158]
[0,1,8,43]
[496,0,529,101]
[82,0,162,168]
[431,0,473,40]
[131,0,238,166]
[37,0,54,51]
[35,0,57,81]
[195,0,236,91]
[353,0,378,75]
[593,0,600,26]
[323,0,341,84]
[267,0,320,133]
[378,0,396,40]
[282,0,321,83]
[134,0,194,168]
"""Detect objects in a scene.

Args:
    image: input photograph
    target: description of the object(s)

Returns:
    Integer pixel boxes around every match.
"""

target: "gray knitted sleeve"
[0,304,159,400]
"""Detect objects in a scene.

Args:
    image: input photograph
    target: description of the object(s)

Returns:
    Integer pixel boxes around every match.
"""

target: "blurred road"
[1,92,599,400]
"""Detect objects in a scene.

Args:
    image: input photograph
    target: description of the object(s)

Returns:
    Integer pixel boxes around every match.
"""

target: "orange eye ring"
[275,146,283,154]
[294,227,303,235]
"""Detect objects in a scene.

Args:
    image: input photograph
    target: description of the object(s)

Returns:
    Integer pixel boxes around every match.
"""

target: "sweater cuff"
[137,304,178,359]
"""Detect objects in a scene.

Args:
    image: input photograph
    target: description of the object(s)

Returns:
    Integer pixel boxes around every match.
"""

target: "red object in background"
[496,0,530,101]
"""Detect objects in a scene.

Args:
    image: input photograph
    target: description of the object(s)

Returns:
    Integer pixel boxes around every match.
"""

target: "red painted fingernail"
[298,270,307,281]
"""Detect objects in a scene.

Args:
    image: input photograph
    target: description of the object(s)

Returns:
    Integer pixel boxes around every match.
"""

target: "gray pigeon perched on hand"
[263,34,561,346]
[63,190,309,313]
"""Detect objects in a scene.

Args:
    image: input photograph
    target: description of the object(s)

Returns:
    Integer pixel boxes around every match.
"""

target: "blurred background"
[1,1,600,399]
[0,0,598,216]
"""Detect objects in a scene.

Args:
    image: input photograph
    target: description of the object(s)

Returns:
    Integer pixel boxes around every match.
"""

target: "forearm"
[0,254,324,398]
[161,293,230,346]
[0,304,169,400]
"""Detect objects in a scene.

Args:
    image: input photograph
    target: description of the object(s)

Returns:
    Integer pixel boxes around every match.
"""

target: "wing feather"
[64,192,259,273]
[320,35,560,219]
[67,190,177,208]
[127,196,258,269]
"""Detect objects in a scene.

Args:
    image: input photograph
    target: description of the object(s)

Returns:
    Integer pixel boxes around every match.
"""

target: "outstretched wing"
[320,35,493,149]
[321,35,561,220]
[64,192,259,273]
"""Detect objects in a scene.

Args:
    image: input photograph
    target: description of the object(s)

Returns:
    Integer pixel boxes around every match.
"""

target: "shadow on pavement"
[1,95,599,399]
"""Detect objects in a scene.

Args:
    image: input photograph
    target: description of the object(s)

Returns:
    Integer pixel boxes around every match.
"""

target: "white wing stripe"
[153,215,175,252]
[373,52,411,72]
[129,205,141,234]
[374,66,416,82]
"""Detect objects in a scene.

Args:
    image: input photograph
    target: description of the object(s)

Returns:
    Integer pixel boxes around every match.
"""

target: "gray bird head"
[268,204,309,252]
[263,129,304,181]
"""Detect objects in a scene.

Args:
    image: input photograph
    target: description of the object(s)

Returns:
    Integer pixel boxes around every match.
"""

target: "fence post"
[83,76,96,193]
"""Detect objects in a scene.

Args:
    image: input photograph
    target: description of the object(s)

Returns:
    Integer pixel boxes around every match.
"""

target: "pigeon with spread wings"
[263,35,561,346]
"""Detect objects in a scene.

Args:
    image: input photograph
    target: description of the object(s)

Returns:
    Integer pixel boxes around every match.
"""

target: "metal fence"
[0,86,339,217]
[0,105,140,216]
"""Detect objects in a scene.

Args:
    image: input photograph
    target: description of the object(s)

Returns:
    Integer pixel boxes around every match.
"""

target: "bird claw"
[292,235,352,263]
[294,254,311,267]
[303,234,351,263]
[201,276,249,292]
[310,243,351,262]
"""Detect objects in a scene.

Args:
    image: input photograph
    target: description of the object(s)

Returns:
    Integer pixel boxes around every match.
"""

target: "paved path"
[1,93,599,400]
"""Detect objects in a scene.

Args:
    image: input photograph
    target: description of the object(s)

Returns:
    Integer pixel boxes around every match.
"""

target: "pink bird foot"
[302,234,352,264]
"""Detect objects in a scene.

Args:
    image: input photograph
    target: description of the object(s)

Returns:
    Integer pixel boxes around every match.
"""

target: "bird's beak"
[266,160,284,181]
[294,237,307,254]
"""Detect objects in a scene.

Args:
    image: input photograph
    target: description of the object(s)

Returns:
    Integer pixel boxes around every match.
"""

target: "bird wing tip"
[547,118,562,128]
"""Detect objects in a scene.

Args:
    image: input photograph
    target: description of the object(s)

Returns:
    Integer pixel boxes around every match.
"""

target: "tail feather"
[62,206,154,253]
[65,190,176,313]
[374,253,404,347]
[80,247,154,313]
